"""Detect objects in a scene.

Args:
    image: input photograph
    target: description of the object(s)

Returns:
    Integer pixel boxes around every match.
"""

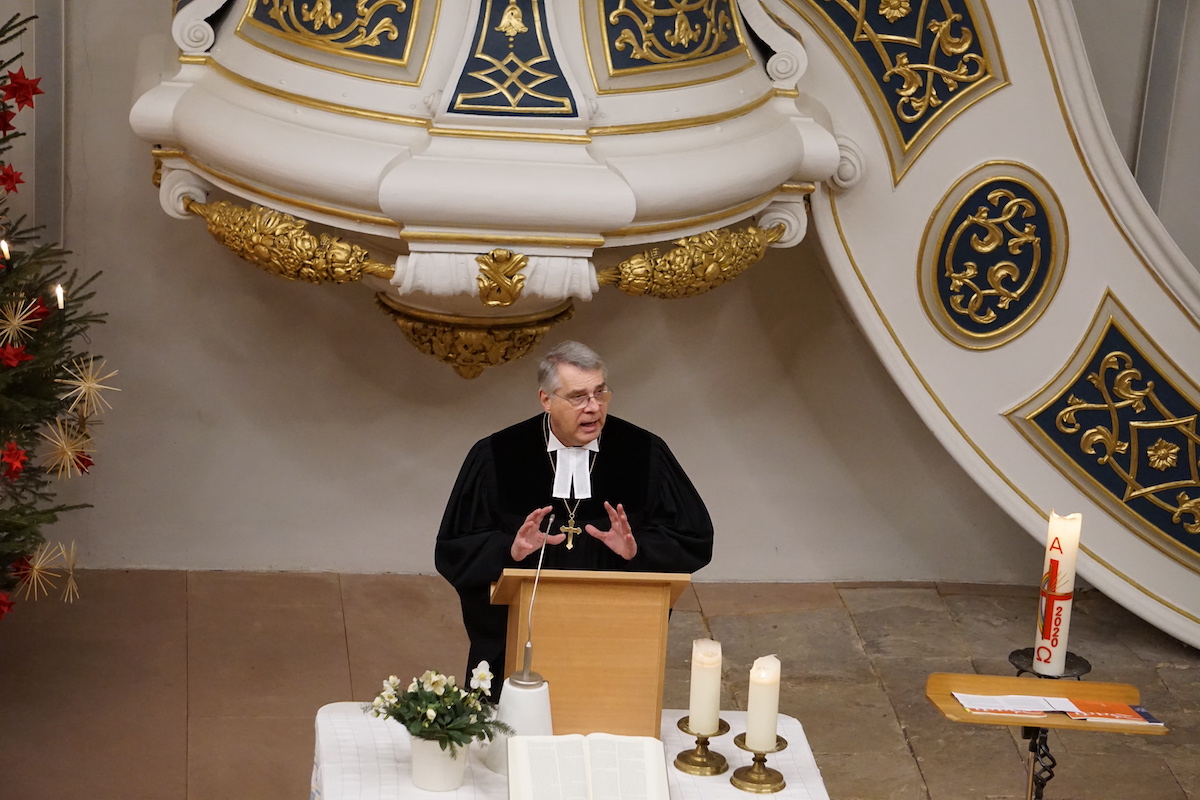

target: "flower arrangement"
[367,661,510,756]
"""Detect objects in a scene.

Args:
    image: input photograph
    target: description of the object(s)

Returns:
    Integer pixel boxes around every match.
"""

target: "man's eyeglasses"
[553,389,613,409]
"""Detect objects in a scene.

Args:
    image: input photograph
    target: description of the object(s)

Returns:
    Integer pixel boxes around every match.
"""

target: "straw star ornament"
[40,419,95,479]
[56,356,120,418]
[0,298,41,346]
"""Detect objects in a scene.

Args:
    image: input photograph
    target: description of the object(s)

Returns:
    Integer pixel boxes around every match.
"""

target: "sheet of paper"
[952,693,1055,713]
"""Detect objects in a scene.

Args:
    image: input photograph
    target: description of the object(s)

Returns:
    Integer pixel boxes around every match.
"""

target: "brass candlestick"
[674,716,730,775]
[730,732,788,793]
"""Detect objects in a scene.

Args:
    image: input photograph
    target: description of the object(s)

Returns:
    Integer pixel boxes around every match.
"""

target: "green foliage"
[366,666,510,755]
[0,11,107,598]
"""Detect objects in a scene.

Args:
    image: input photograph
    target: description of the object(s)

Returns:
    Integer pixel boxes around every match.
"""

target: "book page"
[584,734,668,800]
[509,735,590,800]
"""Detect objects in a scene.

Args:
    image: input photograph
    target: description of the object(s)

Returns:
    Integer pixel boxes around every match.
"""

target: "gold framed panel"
[1007,291,1200,575]
[918,161,1068,350]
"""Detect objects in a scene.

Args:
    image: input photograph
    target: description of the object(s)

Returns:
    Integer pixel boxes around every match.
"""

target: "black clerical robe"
[435,414,714,681]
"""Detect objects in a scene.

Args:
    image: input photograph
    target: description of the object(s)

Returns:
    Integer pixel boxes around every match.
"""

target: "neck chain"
[543,413,599,550]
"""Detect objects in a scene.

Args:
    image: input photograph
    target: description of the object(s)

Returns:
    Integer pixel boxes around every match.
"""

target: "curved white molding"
[171,0,236,55]
[390,251,596,303]
[796,0,1200,647]
[159,168,211,220]
[1032,0,1200,325]
[758,198,808,248]
[830,135,865,191]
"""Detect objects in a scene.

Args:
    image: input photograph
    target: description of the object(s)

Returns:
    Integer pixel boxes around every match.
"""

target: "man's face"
[539,363,608,447]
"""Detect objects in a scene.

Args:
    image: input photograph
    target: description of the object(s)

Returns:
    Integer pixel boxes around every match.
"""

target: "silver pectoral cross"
[561,519,581,549]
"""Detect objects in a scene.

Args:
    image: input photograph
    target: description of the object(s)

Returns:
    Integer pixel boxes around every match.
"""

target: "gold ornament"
[495,0,528,38]
[377,295,573,379]
[39,419,95,479]
[476,248,529,307]
[0,298,42,346]
[56,356,120,418]
[60,541,79,603]
[184,198,395,284]
[598,222,783,299]
[16,542,63,601]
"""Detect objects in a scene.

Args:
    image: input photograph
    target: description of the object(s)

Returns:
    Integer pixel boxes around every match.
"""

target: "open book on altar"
[507,733,669,800]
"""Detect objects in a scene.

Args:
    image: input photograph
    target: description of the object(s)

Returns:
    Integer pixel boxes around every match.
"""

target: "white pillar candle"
[687,638,722,735]
[744,654,780,752]
[1033,511,1082,676]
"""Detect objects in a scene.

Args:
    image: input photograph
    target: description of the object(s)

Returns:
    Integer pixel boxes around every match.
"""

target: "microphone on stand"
[485,514,556,774]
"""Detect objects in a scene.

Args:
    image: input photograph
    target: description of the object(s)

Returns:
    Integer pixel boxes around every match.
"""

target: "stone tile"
[693,582,842,616]
[911,723,1027,800]
[188,716,313,800]
[1160,665,1200,713]
[187,570,342,607]
[708,607,876,683]
[188,602,352,718]
[936,583,1039,598]
[943,594,1039,661]
[840,587,972,660]
[1073,588,1200,667]
[763,678,910,757]
[0,705,186,800]
[674,583,701,613]
[870,656,977,733]
[340,573,469,701]
[1040,751,1187,800]
[814,751,930,800]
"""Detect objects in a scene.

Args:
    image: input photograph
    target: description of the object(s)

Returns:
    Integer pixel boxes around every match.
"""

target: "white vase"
[409,736,469,791]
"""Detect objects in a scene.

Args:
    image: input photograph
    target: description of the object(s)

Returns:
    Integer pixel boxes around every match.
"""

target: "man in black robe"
[435,341,714,684]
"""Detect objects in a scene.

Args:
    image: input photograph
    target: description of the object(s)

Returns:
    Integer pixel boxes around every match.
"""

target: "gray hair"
[538,341,607,393]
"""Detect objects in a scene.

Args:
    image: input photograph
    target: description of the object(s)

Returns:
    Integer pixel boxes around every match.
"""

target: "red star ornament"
[0,110,15,133]
[0,590,13,620]
[2,68,44,111]
[0,163,23,193]
[73,451,95,474]
[30,296,52,322]
[0,343,34,368]
[1,441,29,480]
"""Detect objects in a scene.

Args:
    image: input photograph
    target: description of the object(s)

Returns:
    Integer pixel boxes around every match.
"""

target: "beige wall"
[49,0,1042,583]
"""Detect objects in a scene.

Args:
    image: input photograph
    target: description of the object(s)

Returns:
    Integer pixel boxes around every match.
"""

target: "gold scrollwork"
[881,12,986,124]
[184,198,395,284]
[1053,350,1200,532]
[597,223,783,299]
[376,296,574,378]
[944,188,1041,325]
[254,0,408,52]
[607,0,737,66]
[476,248,528,307]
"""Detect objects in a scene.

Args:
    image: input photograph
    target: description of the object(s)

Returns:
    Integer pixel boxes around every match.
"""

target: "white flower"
[424,672,448,696]
[470,661,493,693]
[381,689,397,704]
[386,675,401,689]
[408,679,419,692]
[470,714,477,724]
[426,707,437,721]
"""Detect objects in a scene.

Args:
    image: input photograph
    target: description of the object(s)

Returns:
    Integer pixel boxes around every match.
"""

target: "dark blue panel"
[452,0,576,116]
[248,0,416,62]
[812,0,990,146]
[935,178,1053,338]
[1031,324,1200,555]
[601,0,742,74]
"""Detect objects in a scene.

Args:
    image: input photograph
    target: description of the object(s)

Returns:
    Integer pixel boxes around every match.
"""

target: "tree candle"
[744,654,780,751]
[1033,511,1082,676]
[688,638,722,735]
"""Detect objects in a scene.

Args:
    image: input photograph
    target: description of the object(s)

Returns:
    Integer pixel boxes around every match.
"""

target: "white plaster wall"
[48,0,1042,583]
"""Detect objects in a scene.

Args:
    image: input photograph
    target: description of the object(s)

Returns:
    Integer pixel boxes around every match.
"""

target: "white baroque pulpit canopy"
[131,0,840,376]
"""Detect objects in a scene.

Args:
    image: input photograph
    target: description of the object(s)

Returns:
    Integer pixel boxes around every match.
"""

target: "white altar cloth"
[311,703,830,800]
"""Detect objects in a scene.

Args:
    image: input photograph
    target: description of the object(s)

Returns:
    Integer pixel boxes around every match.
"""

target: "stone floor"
[0,571,1197,799]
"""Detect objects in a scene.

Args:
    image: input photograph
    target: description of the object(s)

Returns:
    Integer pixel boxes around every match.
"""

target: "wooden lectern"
[491,568,690,738]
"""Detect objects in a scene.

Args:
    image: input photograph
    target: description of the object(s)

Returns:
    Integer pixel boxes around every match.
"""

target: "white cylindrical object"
[483,679,553,775]
[1032,512,1082,676]
[687,639,722,735]
[744,655,780,752]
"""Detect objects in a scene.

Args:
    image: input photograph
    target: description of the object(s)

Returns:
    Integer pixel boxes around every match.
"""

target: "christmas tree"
[0,12,114,619]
